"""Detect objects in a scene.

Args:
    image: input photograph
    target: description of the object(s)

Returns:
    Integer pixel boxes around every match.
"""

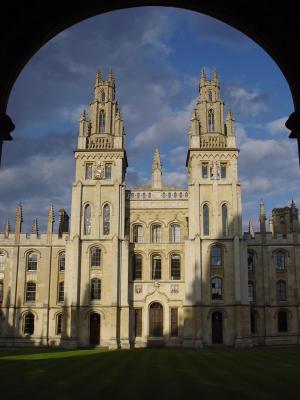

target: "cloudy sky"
[1,7,299,232]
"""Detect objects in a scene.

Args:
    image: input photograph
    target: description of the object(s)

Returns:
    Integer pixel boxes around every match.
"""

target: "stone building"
[0,69,299,348]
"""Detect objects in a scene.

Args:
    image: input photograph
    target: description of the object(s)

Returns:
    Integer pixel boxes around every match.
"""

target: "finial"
[200,68,206,80]
[291,199,295,207]
[248,218,255,238]
[95,69,102,86]
[80,109,87,121]
[31,218,39,235]
[48,204,55,223]
[152,148,162,170]
[226,110,234,120]
[4,218,10,238]
[212,68,219,81]
[16,203,23,222]
[108,68,114,81]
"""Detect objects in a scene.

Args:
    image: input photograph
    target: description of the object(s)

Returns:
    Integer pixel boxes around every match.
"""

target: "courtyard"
[0,346,299,399]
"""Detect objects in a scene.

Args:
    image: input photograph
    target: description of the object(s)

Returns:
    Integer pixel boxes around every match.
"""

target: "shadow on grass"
[1,347,300,400]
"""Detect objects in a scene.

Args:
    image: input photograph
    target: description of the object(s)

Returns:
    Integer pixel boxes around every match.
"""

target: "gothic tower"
[185,68,250,346]
[64,70,129,348]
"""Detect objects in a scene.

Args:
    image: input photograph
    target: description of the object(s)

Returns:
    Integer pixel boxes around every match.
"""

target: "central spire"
[151,148,163,189]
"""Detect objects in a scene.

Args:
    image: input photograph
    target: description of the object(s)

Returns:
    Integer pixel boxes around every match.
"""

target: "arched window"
[132,224,143,243]
[0,252,5,270]
[27,252,38,271]
[58,281,64,302]
[90,247,101,268]
[248,251,255,272]
[133,254,142,280]
[103,204,110,235]
[211,277,222,300]
[275,250,286,271]
[58,252,65,272]
[208,109,215,132]
[90,278,101,300]
[56,313,63,335]
[278,311,288,332]
[24,313,34,335]
[208,90,213,102]
[84,204,91,235]
[99,110,105,133]
[211,246,223,267]
[170,254,181,280]
[100,89,105,103]
[170,224,180,243]
[151,224,162,243]
[152,255,161,280]
[0,280,3,304]
[203,204,209,236]
[25,281,36,302]
[85,163,93,180]
[248,281,255,302]
[222,204,228,236]
[276,280,286,302]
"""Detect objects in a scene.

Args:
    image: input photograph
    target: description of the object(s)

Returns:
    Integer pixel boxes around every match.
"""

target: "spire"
[151,148,163,190]
[248,218,255,238]
[4,218,10,238]
[95,70,102,87]
[108,68,114,82]
[47,204,55,232]
[199,67,206,91]
[31,218,39,236]
[259,199,266,233]
[212,68,219,82]
[80,109,86,122]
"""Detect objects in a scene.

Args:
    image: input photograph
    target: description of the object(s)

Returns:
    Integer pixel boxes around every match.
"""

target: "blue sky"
[1,7,299,232]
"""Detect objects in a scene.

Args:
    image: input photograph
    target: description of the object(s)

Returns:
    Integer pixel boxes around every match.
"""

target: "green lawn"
[1,346,300,399]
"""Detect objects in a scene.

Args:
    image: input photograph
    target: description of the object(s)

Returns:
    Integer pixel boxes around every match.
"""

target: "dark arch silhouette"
[0,1,299,164]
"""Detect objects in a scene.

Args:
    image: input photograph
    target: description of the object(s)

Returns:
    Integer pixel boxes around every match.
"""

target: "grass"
[1,346,300,399]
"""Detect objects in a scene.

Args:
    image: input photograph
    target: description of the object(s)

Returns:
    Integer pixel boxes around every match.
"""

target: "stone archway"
[89,312,101,346]
[149,302,163,337]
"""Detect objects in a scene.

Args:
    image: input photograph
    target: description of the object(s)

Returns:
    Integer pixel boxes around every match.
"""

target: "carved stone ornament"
[170,284,179,294]
[135,285,143,294]
[94,162,105,179]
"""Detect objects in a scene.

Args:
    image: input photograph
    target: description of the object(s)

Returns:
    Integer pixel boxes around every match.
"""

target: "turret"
[248,218,255,238]
[47,204,55,243]
[31,218,39,237]
[3,218,10,239]
[58,209,69,238]
[259,200,266,234]
[15,203,23,244]
[151,148,163,190]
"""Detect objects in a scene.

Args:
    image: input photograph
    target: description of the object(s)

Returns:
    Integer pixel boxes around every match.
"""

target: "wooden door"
[149,302,163,337]
[212,311,223,344]
[90,313,100,346]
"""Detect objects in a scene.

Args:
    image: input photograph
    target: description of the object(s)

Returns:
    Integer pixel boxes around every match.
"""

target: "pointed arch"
[208,109,215,132]
[84,204,92,235]
[222,203,228,236]
[99,109,105,133]
[203,204,209,236]
[103,203,110,235]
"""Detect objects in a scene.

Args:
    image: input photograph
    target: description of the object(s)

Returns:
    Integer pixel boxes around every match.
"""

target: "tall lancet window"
[84,204,91,235]
[99,110,105,133]
[203,204,209,236]
[103,204,110,235]
[208,109,215,132]
[208,90,213,102]
[100,89,105,103]
[222,204,228,236]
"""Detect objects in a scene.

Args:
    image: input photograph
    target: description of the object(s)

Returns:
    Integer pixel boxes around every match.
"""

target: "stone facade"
[0,69,299,348]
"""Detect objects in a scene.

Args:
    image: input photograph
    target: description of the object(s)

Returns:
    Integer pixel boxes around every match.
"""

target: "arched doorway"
[149,302,163,337]
[89,312,100,346]
[212,311,223,344]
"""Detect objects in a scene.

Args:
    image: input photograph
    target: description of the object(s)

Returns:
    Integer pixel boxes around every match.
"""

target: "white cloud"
[164,172,187,188]
[266,116,289,135]
[224,84,268,117]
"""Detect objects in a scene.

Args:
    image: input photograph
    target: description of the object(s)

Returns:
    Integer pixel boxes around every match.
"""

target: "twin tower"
[63,67,248,348]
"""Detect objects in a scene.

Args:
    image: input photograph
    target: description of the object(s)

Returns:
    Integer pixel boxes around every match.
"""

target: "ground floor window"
[250,311,257,334]
[149,302,163,337]
[278,311,288,332]
[24,313,34,335]
[56,313,62,335]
